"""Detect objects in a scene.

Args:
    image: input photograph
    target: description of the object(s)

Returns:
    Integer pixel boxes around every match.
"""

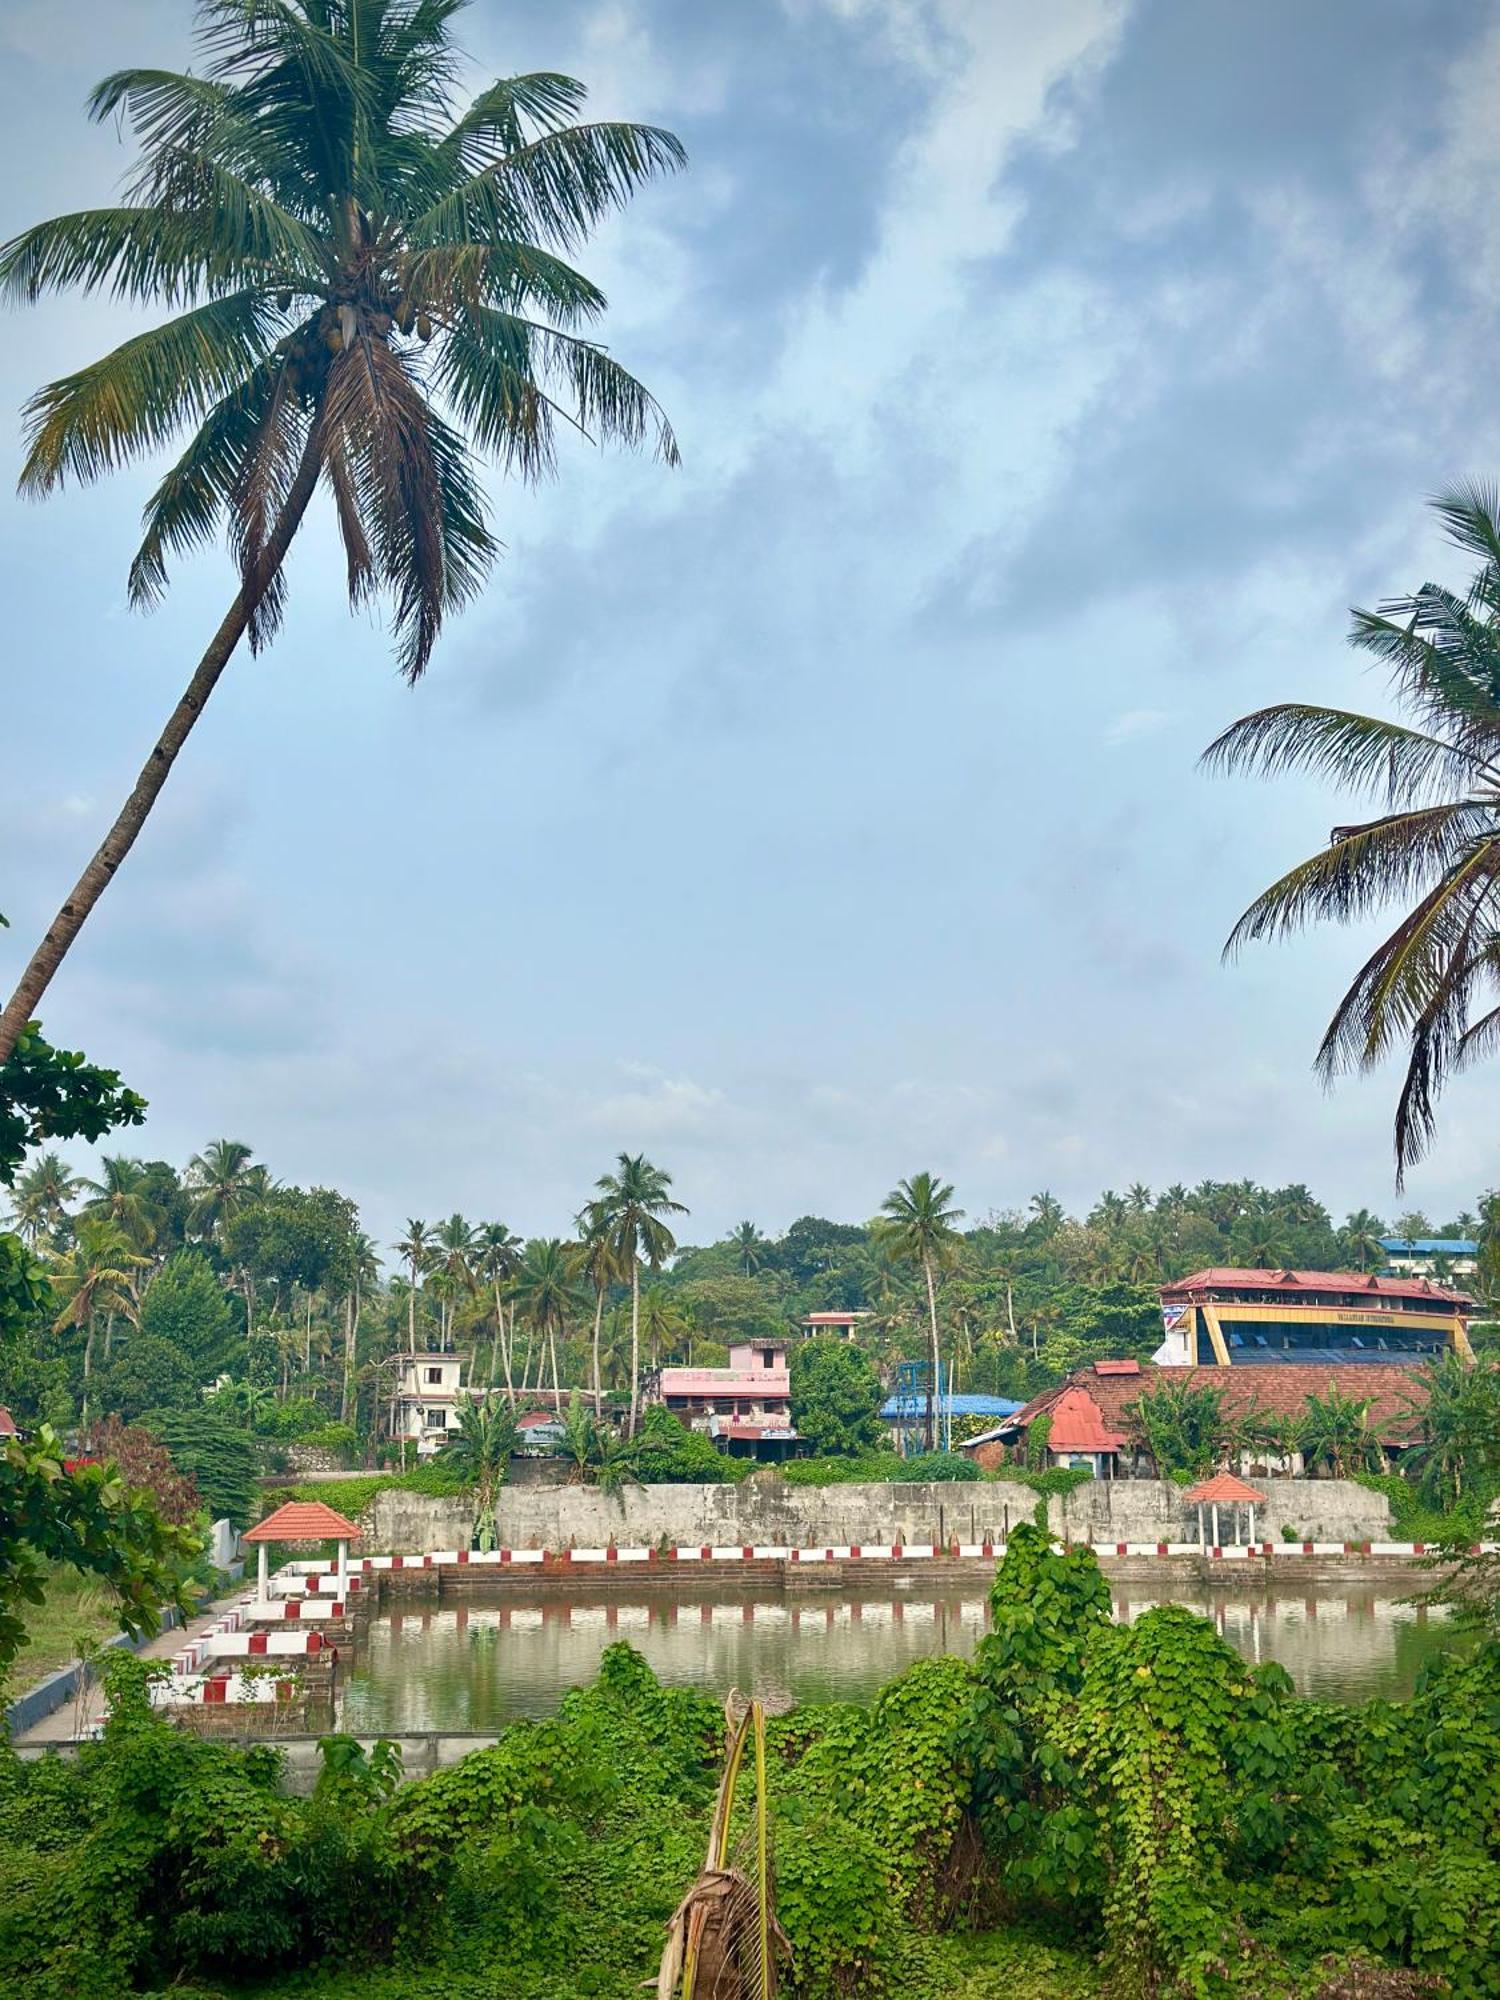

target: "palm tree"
[1401,1356,1500,1508]
[341,1228,380,1423]
[1339,1208,1388,1273]
[475,1221,522,1403]
[0,0,683,1061]
[437,1395,518,1552]
[393,1218,434,1352]
[432,1212,478,1346]
[1205,487,1500,1183]
[207,1374,276,1428]
[50,1217,150,1419]
[9,1152,82,1249]
[873,1172,964,1450]
[511,1237,582,1408]
[1301,1384,1383,1479]
[596,1152,687,1435]
[729,1221,766,1277]
[570,1200,620,1417]
[184,1139,261,1241]
[80,1155,158,1252]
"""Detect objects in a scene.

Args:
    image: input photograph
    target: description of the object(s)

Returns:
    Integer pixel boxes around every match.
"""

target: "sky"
[4,0,1500,1254]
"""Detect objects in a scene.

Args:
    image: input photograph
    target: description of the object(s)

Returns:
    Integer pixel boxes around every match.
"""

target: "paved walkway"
[11,1588,248,1747]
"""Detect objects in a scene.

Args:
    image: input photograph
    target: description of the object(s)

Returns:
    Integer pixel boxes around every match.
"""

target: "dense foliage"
[3,1530,1498,1998]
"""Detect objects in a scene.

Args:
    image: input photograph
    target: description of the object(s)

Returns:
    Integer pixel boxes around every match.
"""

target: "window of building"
[426,1366,443,1384]
[760,1348,777,1369]
[425,1407,448,1428]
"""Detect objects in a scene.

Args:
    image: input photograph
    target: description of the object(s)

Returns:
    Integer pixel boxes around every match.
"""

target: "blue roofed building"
[1379,1237,1478,1279]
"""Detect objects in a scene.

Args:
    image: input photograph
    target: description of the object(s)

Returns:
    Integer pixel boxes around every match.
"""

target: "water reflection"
[338,1581,1463,1732]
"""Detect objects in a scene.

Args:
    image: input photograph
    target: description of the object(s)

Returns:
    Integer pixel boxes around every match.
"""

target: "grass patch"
[5,1566,123,1689]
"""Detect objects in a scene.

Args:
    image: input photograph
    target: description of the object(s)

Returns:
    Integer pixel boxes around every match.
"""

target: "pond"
[336,1576,1465,1731]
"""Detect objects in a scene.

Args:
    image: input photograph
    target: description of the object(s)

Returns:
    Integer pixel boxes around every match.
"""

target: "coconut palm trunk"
[0,431,323,1060]
[492,1281,515,1406]
[591,1286,605,1419]
[629,1259,642,1437]
[923,1255,940,1452]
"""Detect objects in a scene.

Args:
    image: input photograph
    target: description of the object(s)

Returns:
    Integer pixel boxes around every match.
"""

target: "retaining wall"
[365,1477,1394,1555]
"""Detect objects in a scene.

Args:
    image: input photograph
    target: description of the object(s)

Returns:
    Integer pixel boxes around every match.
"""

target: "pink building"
[650,1341,799,1459]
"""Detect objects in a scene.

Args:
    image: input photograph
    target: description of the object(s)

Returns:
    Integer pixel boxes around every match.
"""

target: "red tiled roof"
[1162,1267,1473,1309]
[244,1500,362,1543]
[1183,1473,1266,1505]
[1093,1358,1141,1376]
[1043,1383,1128,1452]
[516,1409,562,1428]
[1005,1362,1430,1445]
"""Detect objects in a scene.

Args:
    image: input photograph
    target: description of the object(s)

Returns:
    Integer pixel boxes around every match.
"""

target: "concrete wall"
[365,1476,1393,1555]
[1046,1477,1390,1545]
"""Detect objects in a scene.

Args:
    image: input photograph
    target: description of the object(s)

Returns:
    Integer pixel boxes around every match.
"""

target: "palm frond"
[1223,803,1499,952]
[128,352,289,605]
[408,120,686,255]
[18,289,285,492]
[1201,704,1488,806]
[0,207,276,310]
[228,356,310,646]
[402,240,607,325]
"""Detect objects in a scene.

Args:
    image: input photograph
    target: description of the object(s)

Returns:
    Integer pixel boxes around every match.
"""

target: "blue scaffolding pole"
[891,1358,951,1455]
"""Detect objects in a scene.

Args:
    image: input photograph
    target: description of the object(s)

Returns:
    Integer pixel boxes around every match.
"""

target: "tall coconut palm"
[50,1217,151,1419]
[729,1220,766,1277]
[184,1138,261,1241]
[1339,1208,1388,1274]
[340,1227,380,1423]
[0,0,682,1060]
[873,1172,964,1451]
[475,1221,522,1403]
[570,1199,620,1417]
[596,1152,686,1434]
[81,1155,158,1252]
[393,1217,434,1352]
[511,1236,582,1408]
[432,1211,478,1347]
[9,1152,82,1250]
[1205,487,1500,1183]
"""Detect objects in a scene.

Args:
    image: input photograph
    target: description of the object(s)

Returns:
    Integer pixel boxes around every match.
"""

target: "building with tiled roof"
[1155,1267,1473,1369]
[964,1356,1430,1479]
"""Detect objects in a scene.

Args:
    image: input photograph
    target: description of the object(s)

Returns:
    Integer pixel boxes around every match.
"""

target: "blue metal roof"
[879,1392,1024,1420]
[1378,1237,1477,1255]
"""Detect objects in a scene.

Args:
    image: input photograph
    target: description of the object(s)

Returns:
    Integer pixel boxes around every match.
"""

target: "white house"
[389,1351,467,1457]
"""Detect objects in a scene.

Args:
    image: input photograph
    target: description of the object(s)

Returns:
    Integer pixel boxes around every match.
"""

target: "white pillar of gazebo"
[335,1537,349,1602]
[1211,1501,1220,1550]
[256,1541,269,1606]
[1247,1502,1257,1545]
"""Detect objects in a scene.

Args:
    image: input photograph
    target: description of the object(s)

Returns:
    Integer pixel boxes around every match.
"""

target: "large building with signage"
[1154,1267,1474,1369]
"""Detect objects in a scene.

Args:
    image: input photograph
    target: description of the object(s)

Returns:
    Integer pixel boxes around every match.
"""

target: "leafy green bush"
[628,1408,750,1484]
[297,1421,359,1459]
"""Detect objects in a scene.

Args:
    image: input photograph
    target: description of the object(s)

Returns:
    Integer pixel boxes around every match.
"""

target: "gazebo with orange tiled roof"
[243,1500,361,1604]
[1183,1472,1266,1551]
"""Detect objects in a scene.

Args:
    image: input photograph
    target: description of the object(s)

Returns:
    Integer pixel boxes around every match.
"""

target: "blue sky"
[5,0,1500,1252]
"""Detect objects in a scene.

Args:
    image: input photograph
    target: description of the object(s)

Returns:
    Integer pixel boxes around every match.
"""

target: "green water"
[337,1578,1464,1731]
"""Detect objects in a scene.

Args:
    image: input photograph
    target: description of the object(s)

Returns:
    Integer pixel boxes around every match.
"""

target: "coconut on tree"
[0,0,682,1059]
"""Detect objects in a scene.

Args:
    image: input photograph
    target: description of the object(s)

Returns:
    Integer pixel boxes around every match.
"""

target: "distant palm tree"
[184,1139,261,1241]
[432,1212,478,1346]
[50,1217,150,1419]
[640,1282,692,1370]
[1205,487,1500,1183]
[393,1218,435,1353]
[437,1396,518,1552]
[10,1151,82,1250]
[476,1222,523,1403]
[207,1375,275,1429]
[511,1237,583,1407]
[873,1172,964,1450]
[596,1153,687,1434]
[0,0,683,1060]
[571,1200,621,1418]
[341,1229,380,1424]
[80,1155,158,1251]
[729,1221,766,1276]
[1340,1208,1388,1273]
